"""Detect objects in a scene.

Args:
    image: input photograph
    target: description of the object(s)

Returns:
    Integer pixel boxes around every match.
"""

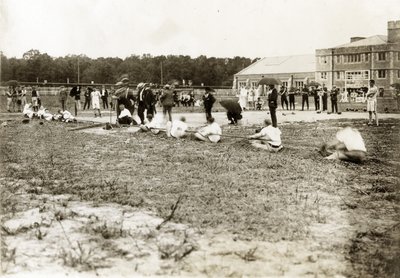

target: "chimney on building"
[350,37,366,43]
[388,20,400,43]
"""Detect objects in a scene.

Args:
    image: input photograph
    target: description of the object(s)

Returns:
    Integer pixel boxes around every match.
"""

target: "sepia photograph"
[0,0,399,277]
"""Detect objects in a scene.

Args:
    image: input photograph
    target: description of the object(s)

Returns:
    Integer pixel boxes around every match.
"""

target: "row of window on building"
[319,52,400,64]
[320,69,400,80]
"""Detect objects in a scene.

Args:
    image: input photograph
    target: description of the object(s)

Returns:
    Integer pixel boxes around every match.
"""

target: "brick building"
[315,20,400,95]
[233,54,315,90]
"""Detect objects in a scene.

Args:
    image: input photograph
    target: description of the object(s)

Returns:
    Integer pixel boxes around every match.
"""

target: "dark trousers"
[331,100,338,113]
[138,101,146,124]
[118,116,133,125]
[302,96,309,110]
[322,95,328,111]
[83,98,91,110]
[281,96,288,110]
[289,95,295,110]
[60,99,66,111]
[205,107,212,119]
[314,97,320,111]
[227,112,239,124]
[102,97,108,109]
[269,106,277,127]
[163,105,173,121]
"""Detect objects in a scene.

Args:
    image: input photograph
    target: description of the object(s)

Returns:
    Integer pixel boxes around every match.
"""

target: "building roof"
[335,35,388,48]
[235,54,315,76]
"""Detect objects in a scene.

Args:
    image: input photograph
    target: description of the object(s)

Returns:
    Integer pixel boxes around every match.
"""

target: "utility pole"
[0,51,2,87]
[160,61,163,85]
[77,57,80,84]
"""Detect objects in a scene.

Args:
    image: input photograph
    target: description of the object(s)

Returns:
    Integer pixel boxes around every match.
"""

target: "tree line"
[1,49,256,86]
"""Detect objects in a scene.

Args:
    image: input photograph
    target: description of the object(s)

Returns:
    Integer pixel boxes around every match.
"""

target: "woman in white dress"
[91,88,102,117]
[239,86,248,110]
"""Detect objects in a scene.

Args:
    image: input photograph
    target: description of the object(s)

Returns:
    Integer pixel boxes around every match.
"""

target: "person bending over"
[319,126,366,163]
[248,119,283,152]
[167,116,188,139]
[194,117,222,143]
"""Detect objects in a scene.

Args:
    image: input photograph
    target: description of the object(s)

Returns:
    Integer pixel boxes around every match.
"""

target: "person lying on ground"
[56,109,76,122]
[248,119,283,152]
[37,106,54,121]
[117,103,134,125]
[22,103,35,119]
[167,116,188,139]
[139,113,163,134]
[319,126,366,163]
[194,117,222,143]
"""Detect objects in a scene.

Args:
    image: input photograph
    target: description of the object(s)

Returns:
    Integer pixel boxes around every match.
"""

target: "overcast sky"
[0,0,399,59]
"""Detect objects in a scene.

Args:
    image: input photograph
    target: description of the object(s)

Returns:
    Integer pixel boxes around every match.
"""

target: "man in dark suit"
[137,83,155,124]
[301,86,309,111]
[267,84,278,127]
[202,87,216,120]
[330,86,339,113]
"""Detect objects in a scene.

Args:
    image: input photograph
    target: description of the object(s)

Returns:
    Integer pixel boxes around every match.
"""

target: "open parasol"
[258,77,281,86]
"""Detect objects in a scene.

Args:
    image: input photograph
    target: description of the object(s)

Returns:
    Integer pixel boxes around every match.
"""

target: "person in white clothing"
[117,104,133,125]
[248,119,283,152]
[167,117,188,138]
[320,126,367,163]
[366,79,378,126]
[239,86,248,110]
[22,103,35,119]
[194,117,222,143]
[140,114,163,134]
[91,88,102,117]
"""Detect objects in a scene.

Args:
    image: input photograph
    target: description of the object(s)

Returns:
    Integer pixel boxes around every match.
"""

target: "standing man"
[6,86,13,112]
[322,86,328,111]
[59,86,68,111]
[83,87,92,110]
[311,86,320,111]
[137,83,154,124]
[288,88,296,110]
[20,86,27,109]
[202,87,216,120]
[101,85,109,110]
[91,87,102,118]
[301,86,309,111]
[366,79,378,126]
[31,86,39,112]
[330,86,339,114]
[75,86,82,111]
[267,84,278,127]
[280,86,288,110]
[160,84,174,122]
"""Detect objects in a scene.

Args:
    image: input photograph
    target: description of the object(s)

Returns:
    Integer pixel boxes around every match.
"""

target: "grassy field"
[0,117,399,276]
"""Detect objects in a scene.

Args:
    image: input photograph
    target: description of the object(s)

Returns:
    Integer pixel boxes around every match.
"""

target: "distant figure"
[248,119,283,152]
[91,87,102,117]
[330,86,339,113]
[339,88,348,103]
[288,88,296,110]
[267,84,278,127]
[20,86,27,109]
[256,97,264,110]
[6,87,13,112]
[202,87,216,120]
[117,103,133,125]
[239,86,248,110]
[320,126,366,163]
[137,83,155,124]
[322,87,328,111]
[31,86,40,112]
[194,117,222,143]
[160,84,174,122]
[59,86,68,111]
[366,79,378,126]
[311,87,320,111]
[83,87,92,110]
[280,86,288,110]
[101,86,109,109]
[301,86,309,111]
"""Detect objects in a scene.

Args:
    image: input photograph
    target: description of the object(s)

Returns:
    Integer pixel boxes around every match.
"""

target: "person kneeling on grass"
[139,114,163,134]
[166,116,188,139]
[248,119,283,152]
[56,109,76,122]
[23,103,35,119]
[117,104,134,125]
[319,126,366,163]
[194,117,222,143]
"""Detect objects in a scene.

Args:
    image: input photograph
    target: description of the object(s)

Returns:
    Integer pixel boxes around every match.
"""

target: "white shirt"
[199,122,222,142]
[170,120,188,138]
[259,125,282,146]
[119,108,132,119]
[336,127,366,152]
[367,85,378,101]
[91,90,101,102]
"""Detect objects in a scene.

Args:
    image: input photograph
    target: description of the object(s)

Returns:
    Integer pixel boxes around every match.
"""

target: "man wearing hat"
[202,87,216,120]
[160,84,174,122]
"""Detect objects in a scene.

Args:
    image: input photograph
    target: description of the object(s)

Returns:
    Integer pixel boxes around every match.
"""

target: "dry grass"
[0,117,399,277]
